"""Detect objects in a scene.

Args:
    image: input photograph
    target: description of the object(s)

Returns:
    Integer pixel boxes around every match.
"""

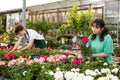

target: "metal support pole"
[22,0,26,28]
[117,0,119,44]
[21,0,26,47]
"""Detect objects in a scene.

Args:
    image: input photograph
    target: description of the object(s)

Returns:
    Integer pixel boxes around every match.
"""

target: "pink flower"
[33,58,40,62]
[26,60,33,65]
[8,59,16,66]
[33,56,46,63]
[47,47,52,50]
[16,57,27,65]
[9,46,14,49]
[46,55,54,62]
[36,48,40,51]
[72,59,82,65]
[53,58,60,64]
[59,55,66,61]
[0,61,5,66]
[39,57,46,62]
[4,53,14,60]
[82,37,89,44]
[40,55,47,60]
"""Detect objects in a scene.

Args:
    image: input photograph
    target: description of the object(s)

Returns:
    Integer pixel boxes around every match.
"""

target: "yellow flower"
[3,36,8,42]
[3,37,7,42]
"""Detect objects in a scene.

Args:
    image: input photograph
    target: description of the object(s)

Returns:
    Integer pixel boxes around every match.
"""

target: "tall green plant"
[67,2,95,33]
[27,16,54,37]
[58,2,95,35]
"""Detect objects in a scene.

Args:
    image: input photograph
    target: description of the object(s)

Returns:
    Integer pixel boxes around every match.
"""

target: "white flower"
[112,64,117,67]
[71,68,76,72]
[72,76,83,80]
[98,77,106,80]
[101,68,110,74]
[103,63,108,66]
[111,68,119,74]
[79,73,85,77]
[74,72,80,76]
[41,66,44,69]
[64,71,75,80]
[83,76,94,80]
[23,71,27,76]
[76,68,80,72]
[48,71,54,75]
[106,74,119,80]
[71,68,80,72]
[111,76,119,80]
[56,67,60,71]
[54,71,64,80]
[55,79,63,80]
[85,69,97,76]
[45,72,48,74]
[94,69,101,75]
[72,73,85,80]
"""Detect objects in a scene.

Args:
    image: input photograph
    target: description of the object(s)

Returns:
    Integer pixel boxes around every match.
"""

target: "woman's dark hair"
[15,25,24,35]
[91,18,109,41]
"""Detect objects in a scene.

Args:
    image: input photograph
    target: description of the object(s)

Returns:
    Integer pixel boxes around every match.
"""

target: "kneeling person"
[10,25,47,52]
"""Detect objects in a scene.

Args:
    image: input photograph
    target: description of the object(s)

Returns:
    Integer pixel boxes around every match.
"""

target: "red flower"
[82,37,89,44]
[72,59,82,65]
[4,53,14,60]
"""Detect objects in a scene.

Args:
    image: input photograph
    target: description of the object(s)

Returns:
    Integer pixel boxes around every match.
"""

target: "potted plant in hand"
[80,37,91,56]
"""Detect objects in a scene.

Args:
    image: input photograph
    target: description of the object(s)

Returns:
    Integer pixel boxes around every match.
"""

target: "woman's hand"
[91,54,96,58]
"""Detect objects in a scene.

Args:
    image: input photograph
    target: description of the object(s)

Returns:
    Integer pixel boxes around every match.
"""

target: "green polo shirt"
[87,34,114,64]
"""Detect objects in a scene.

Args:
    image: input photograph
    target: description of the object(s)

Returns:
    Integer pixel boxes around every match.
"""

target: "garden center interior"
[0,0,120,79]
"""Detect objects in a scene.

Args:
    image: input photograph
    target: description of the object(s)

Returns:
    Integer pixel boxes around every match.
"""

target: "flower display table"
[0,47,119,80]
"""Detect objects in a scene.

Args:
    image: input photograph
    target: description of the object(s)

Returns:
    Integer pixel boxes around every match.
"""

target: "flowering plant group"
[48,65,120,80]
[0,47,119,80]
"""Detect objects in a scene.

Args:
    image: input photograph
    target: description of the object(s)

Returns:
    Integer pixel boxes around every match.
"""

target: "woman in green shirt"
[87,18,114,64]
